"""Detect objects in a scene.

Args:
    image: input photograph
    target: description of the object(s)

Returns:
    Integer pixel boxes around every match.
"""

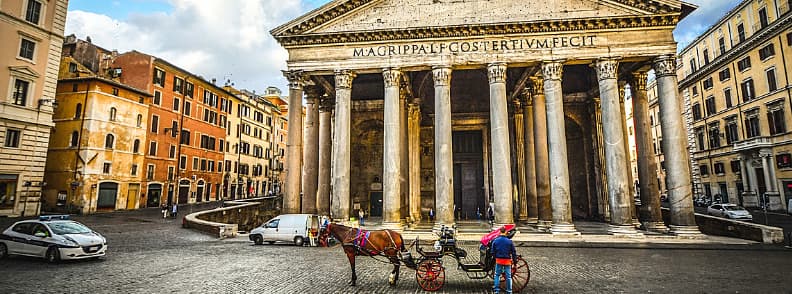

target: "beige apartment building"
[0,0,68,216]
[262,87,287,195]
[676,0,792,211]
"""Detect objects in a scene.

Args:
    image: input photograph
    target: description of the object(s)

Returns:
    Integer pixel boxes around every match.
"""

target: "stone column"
[317,97,334,216]
[331,70,356,221]
[400,90,410,221]
[408,99,422,222]
[619,82,640,226]
[433,66,455,228]
[283,70,305,214]
[522,90,539,223]
[630,71,668,232]
[513,98,528,221]
[301,86,320,214]
[531,76,553,231]
[382,68,403,230]
[488,63,515,225]
[738,155,749,192]
[760,149,774,192]
[542,61,578,235]
[654,55,701,235]
[747,156,759,193]
[595,59,638,235]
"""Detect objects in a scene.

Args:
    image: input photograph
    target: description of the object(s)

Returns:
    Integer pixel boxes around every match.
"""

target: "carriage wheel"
[415,259,445,292]
[495,257,530,293]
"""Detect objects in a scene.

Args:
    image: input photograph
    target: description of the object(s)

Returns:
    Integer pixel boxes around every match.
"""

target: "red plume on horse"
[318,222,408,286]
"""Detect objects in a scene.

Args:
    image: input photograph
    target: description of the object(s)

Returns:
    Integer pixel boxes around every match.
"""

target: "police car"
[0,215,106,263]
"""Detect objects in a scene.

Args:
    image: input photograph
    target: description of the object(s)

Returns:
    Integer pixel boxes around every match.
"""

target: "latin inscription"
[353,35,597,57]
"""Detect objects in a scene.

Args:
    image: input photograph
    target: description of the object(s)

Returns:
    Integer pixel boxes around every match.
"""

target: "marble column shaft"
[433,66,455,227]
[522,91,539,223]
[543,61,577,234]
[283,70,305,214]
[400,91,410,220]
[513,98,529,221]
[618,82,639,223]
[761,152,773,192]
[331,70,356,221]
[630,72,666,229]
[654,55,699,232]
[317,98,333,216]
[531,77,553,228]
[382,68,403,228]
[739,155,749,191]
[408,99,422,222]
[301,87,320,214]
[488,63,515,225]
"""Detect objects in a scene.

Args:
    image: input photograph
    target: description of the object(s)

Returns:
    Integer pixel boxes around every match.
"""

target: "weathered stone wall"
[661,208,784,243]
[350,102,384,214]
[184,198,280,238]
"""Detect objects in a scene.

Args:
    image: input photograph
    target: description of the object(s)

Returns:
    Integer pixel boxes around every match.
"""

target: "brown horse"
[319,223,406,286]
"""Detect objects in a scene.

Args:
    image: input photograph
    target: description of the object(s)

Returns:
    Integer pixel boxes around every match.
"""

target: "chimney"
[212,78,217,85]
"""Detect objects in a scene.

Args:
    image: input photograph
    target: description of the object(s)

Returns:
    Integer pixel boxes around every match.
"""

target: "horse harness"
[345,228,399,260]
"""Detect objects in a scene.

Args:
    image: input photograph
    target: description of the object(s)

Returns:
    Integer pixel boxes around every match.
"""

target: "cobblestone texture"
[1,207,791,293]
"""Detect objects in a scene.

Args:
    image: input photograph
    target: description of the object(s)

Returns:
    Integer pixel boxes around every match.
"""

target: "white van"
[249,214,319,246]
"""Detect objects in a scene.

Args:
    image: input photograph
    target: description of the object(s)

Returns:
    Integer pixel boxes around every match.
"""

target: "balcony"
[733,136,773,151]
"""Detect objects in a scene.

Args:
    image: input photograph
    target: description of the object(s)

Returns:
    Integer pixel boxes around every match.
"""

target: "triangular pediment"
[8,66,40,79]
[272,0,695,40]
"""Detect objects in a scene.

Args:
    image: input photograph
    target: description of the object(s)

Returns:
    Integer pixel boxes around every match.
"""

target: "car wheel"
[45,247,60,264]
[294,236,305,246]
[252,235,263,245]
[0,243,7,259]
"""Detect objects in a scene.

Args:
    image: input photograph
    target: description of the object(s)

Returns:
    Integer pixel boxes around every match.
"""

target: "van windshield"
[266,219,279,228]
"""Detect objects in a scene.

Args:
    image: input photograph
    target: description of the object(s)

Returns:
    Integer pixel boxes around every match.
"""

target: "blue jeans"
[493,263,512,293]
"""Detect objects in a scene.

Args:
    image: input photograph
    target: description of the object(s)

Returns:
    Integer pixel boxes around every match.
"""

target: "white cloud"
[674,0,741,50]
[65,0,309,93]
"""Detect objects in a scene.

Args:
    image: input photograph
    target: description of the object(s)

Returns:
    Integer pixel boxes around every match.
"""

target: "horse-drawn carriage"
[320,222,530,292]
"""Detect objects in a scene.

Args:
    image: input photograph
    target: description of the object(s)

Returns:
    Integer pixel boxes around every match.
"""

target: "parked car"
[249,214,319,246]
[0,215,106,263]
[707,204,753,221]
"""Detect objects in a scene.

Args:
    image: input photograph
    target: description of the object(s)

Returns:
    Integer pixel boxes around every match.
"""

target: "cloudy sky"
[65,0,740,94]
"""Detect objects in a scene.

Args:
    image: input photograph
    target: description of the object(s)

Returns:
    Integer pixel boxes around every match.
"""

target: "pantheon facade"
[272,0,701,236]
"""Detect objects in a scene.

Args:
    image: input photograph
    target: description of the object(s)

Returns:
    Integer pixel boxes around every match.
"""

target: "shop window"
[777,154,792,168]
[0,175,18,209]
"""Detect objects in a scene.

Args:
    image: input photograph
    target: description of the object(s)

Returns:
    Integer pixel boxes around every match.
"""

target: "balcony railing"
[733,136,773,151]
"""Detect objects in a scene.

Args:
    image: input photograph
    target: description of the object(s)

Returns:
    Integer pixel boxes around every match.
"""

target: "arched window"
[133,139,140,153]
[136,114,143,127]
[70,131,78,147]
[74,103,82,119]
[109,107,117,121]
[105,134,115,149]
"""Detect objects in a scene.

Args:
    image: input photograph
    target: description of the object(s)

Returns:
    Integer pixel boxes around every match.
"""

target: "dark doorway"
[452,131,485,220]
[566,117,593,220]
[756,168,767,195]
[178,180,190,204]
[147,184,162,207]
[369,191,383,216]
[97,182,118,210]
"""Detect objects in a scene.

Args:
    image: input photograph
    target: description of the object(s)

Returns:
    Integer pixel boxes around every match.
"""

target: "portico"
[272,0,700,236]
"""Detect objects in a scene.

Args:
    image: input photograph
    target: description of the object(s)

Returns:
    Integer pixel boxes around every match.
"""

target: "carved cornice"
[594,59,619,81]
[334,70,357,89]
[382,68,402,88]
[487,63,507,84]
[283,70,306,89]
[542,62,564,81]
[629,71,649,91]
[274,14,681,47]
[653,55,676,78]
[432,66,452,87]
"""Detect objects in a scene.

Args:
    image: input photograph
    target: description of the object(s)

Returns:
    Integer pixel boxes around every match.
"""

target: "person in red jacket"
[490,226,517,293]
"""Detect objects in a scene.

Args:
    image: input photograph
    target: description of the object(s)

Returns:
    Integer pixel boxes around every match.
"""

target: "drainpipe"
[71,80,90,213]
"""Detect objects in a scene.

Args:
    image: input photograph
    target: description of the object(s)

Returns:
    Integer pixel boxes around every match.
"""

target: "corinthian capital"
[432,66,452,87]
[487,63,507,84]
[652,55,677,78]
[334,70,356,89]
[319,97,335,112]
[382,68,402,88]
[594,59,619,81]
[541,61,564,81]
[304,85,321,103]
[630,71,649,91]
[283,70,306,89]
[529,76,544,96]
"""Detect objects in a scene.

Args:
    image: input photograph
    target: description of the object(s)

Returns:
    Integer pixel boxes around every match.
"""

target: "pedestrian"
[161,203,168,219]
[488,206,495,226]
[358,209,365,226]
[476,207,482,222]
[490,226,517,294]
[428,208,434,221]
[171,203,178,219]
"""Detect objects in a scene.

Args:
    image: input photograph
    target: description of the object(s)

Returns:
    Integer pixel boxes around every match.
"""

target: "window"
[168,166,175,181]
[70,131,79,147]
[153,91,161,105]
[741,79,755,102]
[192,157,199,171]
[700,164,710,176]
[731,160,741,173]
[136,114,142,127]
[759,44,776,60]
[184,101,191,116]
[173,77,184,93]
[153,68,166,87]
[0,175,18,209]
[103,162,112,174]
[725,88,733,108]
[146,164,155,180]
[4,129,20,148]
[185,82,194,98]
[705,96,716,116]
[689,59,697,72]
[744,110,761,138]
[19,39,35,60]
[777,154,792,169]
[180,155,187,170]
[714,162,725,175]
[180,130,191,145]
[109,107,117,121]
[131,164,138,176]
[151,115,159,133]
[105,134,115,149]
[133,139,140,153]
[718,37,726,54]
[768,102,786,135]
[737,56,751,71]
[69,63,77,73]
[718,68,730,81]
[737,23,746,42]
[703,49,710,65]
[692,103,702,120]
[695,127,705,150]
[692,85,699,96]
[173,98,180,112]
[25,0,42,24]
[200,159,207,171]
[708,124,720,148]
[75,103,82,119]
[12,79,30,106]
[759,7,769,29]
[169,145,176,159]
[149,141,157,156]
[725,118,739,144]
[218,161,223,173]
[767,68,778,92]
[703,77,713,90]
[112,88,119,96]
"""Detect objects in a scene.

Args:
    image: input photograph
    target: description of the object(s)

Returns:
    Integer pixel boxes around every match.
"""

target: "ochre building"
[273,0,701,235]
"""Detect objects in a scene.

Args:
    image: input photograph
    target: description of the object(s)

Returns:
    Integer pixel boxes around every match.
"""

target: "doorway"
[369,191,383,217]
[146,184,161,207]
[178,180,190,204]
[127,184,140,210]
[97,182,118,210]
[452,131,485,220]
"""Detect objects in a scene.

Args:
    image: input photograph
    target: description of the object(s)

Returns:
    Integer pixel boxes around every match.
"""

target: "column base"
[537,220,552,232]
[608,224,644,237]
[668,225,705,238]
[632,218,642,229]
[642,221,670,233]
[381,221,405,231]
[524,217,539,225]
[550,223,580,236]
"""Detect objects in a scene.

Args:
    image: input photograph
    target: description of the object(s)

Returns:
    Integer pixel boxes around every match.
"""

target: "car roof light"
[39,215,70,221]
